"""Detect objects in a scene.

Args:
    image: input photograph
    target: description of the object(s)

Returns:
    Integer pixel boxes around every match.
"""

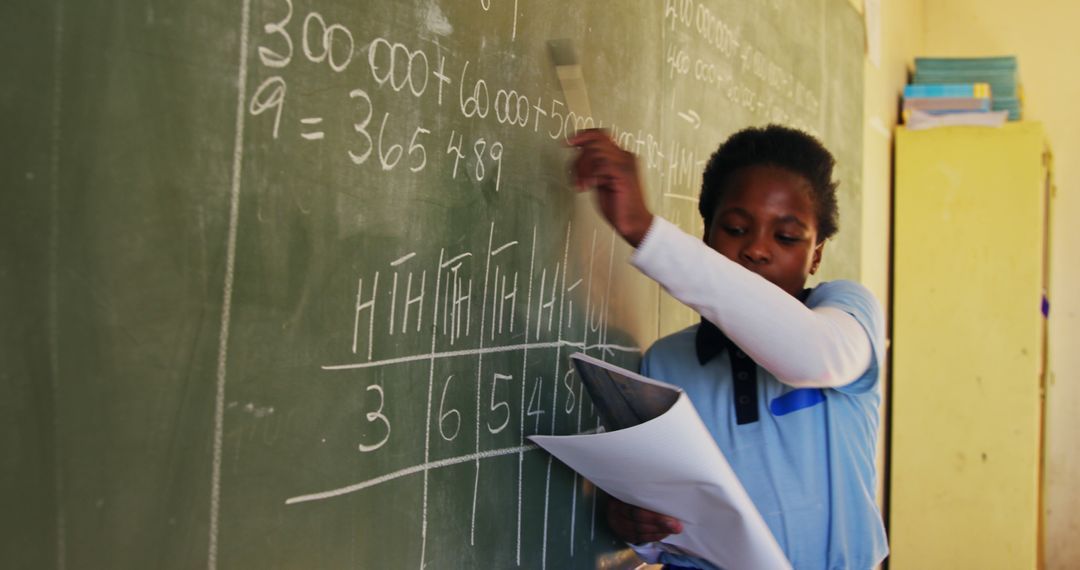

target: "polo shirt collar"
[693,287,813,425]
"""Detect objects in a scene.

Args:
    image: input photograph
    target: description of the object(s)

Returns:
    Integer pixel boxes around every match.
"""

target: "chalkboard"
[1,1,863,568]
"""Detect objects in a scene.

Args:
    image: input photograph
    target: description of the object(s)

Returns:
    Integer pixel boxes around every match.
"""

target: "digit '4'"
[446,130,465,178]
[446,130,503,191]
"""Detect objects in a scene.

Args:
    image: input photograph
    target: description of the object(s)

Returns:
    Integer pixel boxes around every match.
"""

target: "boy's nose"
[740,237,771,265]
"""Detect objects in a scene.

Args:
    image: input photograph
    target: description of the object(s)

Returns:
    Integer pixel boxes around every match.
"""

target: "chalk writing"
[230,2,847,569]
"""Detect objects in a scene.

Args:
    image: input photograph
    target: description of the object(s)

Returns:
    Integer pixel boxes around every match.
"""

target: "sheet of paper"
[906,109,1008,130]
[530,393,791,570]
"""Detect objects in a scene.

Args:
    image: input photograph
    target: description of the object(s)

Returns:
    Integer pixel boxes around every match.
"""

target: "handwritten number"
[447,130,465,178]
[488,373,512,434]
[409,127,431,172]
[439,375,461,442]
[377,113,404,170]
[325,24,354,72]
[489,142,504,192]
[563,369,576,414]
[301,12,328,63]
[249,76,287,139]
[258,0,293,68]
[526,376,545,433]
[358,384,390,452]
[473,138,487,181]
[548,99,565,140]
[370,37,429,96]
[348,89,373,164]
[302,13,354,72]
[458,61,490,119]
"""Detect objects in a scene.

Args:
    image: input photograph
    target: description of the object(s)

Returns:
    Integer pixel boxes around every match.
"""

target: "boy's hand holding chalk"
[548,40,653,247]
[550,41,678,547]
[569,130,654,248]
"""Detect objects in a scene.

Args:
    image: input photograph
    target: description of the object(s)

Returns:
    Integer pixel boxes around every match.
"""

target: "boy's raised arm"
[568,129,654,247]
[569,130,874,389]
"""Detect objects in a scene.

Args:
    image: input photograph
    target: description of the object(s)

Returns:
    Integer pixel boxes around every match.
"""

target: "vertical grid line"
[515,226,537,565]
[208,0,252,567]
[48,2,66,568]
[471,223,495,545]
[541,222,573,570]
[420,248,446,569]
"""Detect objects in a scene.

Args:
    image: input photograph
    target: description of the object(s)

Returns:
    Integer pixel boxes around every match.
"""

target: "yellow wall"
[848,0,924,535]
[919,2,1080,567]
[856,0,923,305]
[800,1,1079,565]
[854,1,1079,567]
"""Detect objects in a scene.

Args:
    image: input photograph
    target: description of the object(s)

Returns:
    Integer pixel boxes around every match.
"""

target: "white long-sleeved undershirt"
[630,216,871,388]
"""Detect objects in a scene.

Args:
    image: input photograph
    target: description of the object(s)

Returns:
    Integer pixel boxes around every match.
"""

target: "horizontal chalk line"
[285,444,539,505]
[662,192,699,203]
[286,425,601,506]
[322,341,638,371]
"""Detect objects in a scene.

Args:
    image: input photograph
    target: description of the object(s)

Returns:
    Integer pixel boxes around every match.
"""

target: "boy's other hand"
[605,495,684,544]
[568,130,654,247]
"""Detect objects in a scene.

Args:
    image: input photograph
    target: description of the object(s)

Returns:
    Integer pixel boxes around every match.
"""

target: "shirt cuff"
[628,542,664,564]
[629,215,679,272]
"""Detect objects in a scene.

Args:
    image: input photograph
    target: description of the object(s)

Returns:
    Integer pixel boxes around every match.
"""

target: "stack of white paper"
[530,355,791,570]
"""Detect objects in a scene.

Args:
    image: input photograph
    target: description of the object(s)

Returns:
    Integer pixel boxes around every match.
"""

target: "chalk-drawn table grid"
[281,220,638,569]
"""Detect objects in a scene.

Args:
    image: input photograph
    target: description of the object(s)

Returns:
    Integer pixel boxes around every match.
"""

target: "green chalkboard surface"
[1,0,863,568]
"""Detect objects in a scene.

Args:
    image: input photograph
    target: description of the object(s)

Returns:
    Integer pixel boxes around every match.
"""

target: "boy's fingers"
[633,531,673,543]
[573,152,618,189]
[621,520,675,536]
[571,154,596,189]
[614,502,683,533]
[630,512,682,534]
[567,128,608,146]
[569,134,634,189]
[609,520,673,544]
[605,497,682,544]
[571,147,594,181]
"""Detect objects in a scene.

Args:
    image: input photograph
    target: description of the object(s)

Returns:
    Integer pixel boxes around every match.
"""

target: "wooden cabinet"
[890,122,1049,569]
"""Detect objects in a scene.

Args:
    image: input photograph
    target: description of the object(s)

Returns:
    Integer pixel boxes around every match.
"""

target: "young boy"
[569,126,888,569]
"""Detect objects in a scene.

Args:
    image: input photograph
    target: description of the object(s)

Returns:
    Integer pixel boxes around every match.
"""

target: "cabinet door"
[890,123,1046,570]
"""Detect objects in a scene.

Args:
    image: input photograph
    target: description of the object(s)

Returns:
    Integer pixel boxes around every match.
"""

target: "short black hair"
[698,124,839,242]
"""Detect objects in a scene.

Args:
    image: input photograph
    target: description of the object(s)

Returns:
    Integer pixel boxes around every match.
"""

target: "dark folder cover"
[569,353,681,432]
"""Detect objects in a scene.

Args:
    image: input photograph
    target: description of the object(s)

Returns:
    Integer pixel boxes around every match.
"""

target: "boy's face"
[704,165,824,298]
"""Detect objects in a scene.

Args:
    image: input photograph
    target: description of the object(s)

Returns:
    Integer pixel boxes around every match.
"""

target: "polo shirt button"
[738,396,750,405]
[736,371,748,380]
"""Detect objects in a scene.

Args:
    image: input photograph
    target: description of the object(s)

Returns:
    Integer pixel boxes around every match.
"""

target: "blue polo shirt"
[640,280,888,570]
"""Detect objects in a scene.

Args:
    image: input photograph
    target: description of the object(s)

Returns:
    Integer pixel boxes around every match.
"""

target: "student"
[569,125,888,569]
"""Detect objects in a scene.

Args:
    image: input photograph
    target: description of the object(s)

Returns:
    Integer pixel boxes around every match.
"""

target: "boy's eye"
[776,234,802,244]
[722,225,745,236]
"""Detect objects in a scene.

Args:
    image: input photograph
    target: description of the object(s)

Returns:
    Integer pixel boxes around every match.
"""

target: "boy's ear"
[810,241,825,275]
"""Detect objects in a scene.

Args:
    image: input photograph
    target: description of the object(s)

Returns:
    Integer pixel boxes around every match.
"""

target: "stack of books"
[903,82,992,120]
[913,56,1022,120]
[902,56,1021,129]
